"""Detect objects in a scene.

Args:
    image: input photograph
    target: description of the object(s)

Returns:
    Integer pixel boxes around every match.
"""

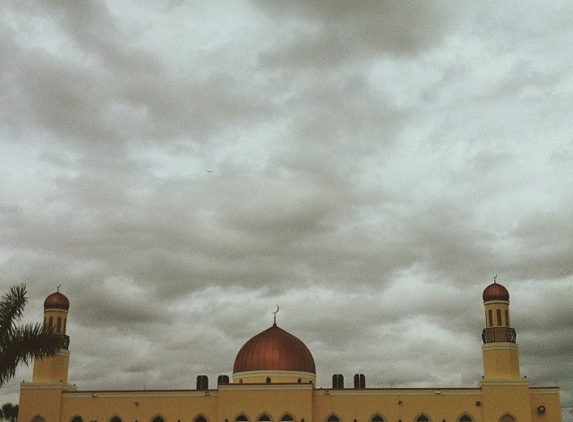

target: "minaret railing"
[52,333,70,350]
[482,327,516,344]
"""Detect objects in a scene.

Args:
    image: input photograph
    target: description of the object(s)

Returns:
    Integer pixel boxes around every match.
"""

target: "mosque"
[19,280,561,422]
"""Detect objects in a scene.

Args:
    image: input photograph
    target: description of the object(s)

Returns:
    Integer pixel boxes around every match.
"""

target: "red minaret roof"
[482,281,510,302]
[44,291,70,310]
[233,324,316,374]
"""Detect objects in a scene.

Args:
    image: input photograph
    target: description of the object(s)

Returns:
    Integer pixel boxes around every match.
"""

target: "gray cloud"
[255,0,463,66]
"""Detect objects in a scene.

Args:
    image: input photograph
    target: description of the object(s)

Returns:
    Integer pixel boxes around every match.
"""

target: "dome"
[233,324,315,374]
[482,282,509,302]
[44,291,70,310]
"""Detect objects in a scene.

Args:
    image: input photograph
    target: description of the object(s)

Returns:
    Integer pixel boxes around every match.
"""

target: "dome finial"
[57,284,62,293]
[272,305,279,326]
[493,274,497,284]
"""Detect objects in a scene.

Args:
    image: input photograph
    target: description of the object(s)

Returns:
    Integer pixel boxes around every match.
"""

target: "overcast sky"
[1,0,573,415]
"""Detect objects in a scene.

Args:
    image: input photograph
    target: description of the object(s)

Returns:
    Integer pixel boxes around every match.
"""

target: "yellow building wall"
[19,385,66,422]
[480,382,532,422]
[530,388,562,422]
[61,391,219,421]
[312,389,483,422]
[18,384,563,422]
[32,350,70,383]
[219,384,314,422]
[482,344,520,379]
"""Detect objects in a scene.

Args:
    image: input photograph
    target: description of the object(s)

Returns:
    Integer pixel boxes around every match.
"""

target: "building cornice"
[219,383,314,392]
[479,378,530,387]
[21,382,76,391]
[314,388,482,397]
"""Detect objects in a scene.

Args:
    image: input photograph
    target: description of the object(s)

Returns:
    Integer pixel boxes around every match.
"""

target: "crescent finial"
[272,305,279,326]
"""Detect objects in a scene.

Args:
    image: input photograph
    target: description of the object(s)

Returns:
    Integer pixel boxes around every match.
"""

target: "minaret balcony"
[482,327,516,344]
[52,334,70,350]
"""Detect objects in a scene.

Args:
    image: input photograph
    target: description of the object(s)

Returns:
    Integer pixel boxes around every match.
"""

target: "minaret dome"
[482,280,509,302]
[44,291,70,310]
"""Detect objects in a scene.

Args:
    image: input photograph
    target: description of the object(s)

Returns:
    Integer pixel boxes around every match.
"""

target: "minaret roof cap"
[482,280,510,302]
[44,290,70,310]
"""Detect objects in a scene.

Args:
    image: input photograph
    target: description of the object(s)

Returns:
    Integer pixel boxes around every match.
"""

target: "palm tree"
[0,402,19,422]
[0,284,58,387]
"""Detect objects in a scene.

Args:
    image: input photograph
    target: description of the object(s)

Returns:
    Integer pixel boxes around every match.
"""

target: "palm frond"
[0,322,58,386]
[0,284,27,339]
[0,284,60,387]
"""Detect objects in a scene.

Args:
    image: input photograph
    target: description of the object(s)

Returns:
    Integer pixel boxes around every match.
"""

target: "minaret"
[32,288,71,383]
[481,277,520,379]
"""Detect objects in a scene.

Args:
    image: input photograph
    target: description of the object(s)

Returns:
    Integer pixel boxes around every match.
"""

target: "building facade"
[19,281,561,422]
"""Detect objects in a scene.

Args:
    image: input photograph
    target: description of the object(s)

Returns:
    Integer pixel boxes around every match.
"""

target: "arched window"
[236,415,249,422]
[258,414,271,422]
[195,416,207,422]
[196,375,209,390]
[354,373,365,389]
[71,416,84,422]
[280,414,294,422]
[327,414,340,422]
[266,377,271,384]
[371,414,384,422]
[500,414,516,422]
[57,317,62,333]
[332,374,344,389]
[505,310,509,326]
[496,309,502,326]
[488,310,493,327]
[416,415,430,422]
[32,416,46,422]
[48,316,54,328]
[458,414,473,422]
[110,416,123,422]
[152,416,165,422]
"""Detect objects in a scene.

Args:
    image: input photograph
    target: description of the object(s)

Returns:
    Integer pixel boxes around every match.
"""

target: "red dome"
[233,324,315,374]
[44,291,70,310]
[483,282,509,302]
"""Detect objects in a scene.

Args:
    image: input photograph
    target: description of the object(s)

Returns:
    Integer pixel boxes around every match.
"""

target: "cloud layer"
[1,1,572,416]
